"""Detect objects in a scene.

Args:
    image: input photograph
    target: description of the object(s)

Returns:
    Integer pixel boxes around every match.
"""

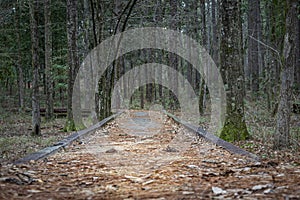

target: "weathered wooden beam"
[163,111,259,161]
[33,108,91,117]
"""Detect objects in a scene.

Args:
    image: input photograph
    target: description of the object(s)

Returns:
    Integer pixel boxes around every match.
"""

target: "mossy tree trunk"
[65,0,79,131]
[274,0,298,149]
[219,0,249,142]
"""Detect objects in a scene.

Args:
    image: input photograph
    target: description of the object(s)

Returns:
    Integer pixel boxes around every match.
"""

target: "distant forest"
[0,0,299,149]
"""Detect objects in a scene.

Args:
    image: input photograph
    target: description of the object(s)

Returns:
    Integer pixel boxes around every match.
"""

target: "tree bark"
[154,0,163,102]
[139,54,144,109]
[211,0,219,67]
[168,0,178,110]
[65,0,80,131]
[295,11,300,95]
[15,1,24,111]
[44,0,54,120]
[89,0,98,47]
[274,0,298,149]
[199,0,207,115]
[29,0,41,135]
[248,0,260,94]
[219,0,249,141]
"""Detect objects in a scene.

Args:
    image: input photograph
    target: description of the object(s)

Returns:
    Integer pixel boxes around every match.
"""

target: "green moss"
[75,123,86,131]
[64,119,76,132]
[64,118,86,132]
[220,120,249,142]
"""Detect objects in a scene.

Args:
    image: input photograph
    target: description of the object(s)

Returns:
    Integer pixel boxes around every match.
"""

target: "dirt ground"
[0,111,299,199]
[0,112,71,164]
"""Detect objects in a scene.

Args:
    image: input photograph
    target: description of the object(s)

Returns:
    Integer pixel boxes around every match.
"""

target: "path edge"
[163,110,260,161]
[13,112,123,165]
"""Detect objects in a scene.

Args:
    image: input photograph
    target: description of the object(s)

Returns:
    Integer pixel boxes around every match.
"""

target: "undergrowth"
[244,96,300,151]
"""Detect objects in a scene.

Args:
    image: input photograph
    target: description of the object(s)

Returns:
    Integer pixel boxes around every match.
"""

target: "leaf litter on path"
[0,110,299,199]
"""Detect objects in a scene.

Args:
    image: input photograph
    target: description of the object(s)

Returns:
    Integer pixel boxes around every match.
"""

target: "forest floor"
[0,93,72,164]
[0,111,70,164]
[0,110,300,199]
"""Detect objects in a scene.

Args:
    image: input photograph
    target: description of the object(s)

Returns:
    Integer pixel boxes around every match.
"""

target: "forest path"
[0,111,300,199]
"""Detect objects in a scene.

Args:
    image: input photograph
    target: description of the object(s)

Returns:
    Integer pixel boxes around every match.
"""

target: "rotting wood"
[23,108,91,117]
[13,112,123,165]
[163,111,259,161]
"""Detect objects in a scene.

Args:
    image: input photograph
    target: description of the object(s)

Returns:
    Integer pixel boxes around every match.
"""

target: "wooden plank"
[163,111,259,161]
[37,109,92,117]
[14,112,123,165]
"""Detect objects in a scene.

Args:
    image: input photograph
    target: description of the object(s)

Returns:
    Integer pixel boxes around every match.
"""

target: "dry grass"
[0,109,71,164]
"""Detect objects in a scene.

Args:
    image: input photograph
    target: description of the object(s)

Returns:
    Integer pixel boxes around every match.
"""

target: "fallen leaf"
[27,189,41,193]
[142,180,155,185]
[124,175,143,183]
[252,184,271,191]
[212,186,227,195]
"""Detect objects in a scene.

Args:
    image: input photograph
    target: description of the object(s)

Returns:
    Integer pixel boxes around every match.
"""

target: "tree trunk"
[269,1,286,107]
[211,0,219,67]
[140,87,144,109]
[199,0,207,115]
[29,0,41,136]
[295,12,300,95]
[89,0,98,47]
[248,0,260,94]
[146,49,154,103]
[112,0,122,110]
[219,0,249,142]
[44,0,54,120]
[154,0,163,102]
[15,1,24,111]
[168,0,178,110]
[98,74,105,120]
[274,0,298,149]
[140,61,144,109]
[65,0,79,131]
[264,1,274,111]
